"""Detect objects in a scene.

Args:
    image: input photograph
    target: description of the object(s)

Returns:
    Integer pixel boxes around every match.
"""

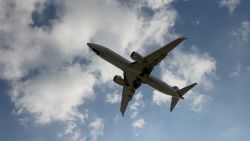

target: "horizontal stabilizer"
[177,83,197,97]
[170,83,197,112]
[170,97,179,112]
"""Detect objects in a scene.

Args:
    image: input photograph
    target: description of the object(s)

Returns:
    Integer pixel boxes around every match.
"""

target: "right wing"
[128,38,186,75]
[120,85,135,116]
[144,37,186,69]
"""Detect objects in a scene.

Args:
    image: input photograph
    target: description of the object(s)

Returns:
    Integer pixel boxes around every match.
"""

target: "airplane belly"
[97,48,141,74]
[98,48,130,71]
[142,75,178,97]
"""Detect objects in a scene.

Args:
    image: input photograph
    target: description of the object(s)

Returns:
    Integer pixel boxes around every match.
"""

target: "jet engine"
[130,51,144,63]
[172,86,179,91]
[113,75,126,86]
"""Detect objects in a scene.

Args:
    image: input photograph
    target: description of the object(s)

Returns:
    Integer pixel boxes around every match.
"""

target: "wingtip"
[120,110,125,117]
[181,37,187,40]
[189,83,198,88]
[175,37,187,42]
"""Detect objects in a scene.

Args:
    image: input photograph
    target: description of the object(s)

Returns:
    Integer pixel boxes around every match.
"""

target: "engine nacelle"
[172,86,179,91]
[113,75,126,86]
[130,51,144,63]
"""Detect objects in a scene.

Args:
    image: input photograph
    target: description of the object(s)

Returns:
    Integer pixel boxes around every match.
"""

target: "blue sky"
[0,0,250,141]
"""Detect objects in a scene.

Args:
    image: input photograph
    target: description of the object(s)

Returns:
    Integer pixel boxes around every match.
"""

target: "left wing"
[120,72,140,116]
[120,85,135,116]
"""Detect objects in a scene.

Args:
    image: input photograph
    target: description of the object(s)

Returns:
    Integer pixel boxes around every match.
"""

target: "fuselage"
[87,43,178,98]
[87,43,141,73]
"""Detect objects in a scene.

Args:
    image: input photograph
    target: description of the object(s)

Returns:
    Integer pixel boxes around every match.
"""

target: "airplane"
[87,37,197,116]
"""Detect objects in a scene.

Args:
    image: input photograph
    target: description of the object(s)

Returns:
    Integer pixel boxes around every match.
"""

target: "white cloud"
[232,21,250,43]
[229,63,242,78]
[221,126,243,138]
[61,121,86,141]
[111,92,146,125]
[160,47,216,88]
[152,47,216,112]
[192,18,201,26]
[89,118,104,141]
[189,93,210,112]
[229,62,250,79]
[152,90,171,106]
[130,6,177,53]
[105,92,121,104]
[132,118,145,129]
[153,88,211,112]
[129,93,144,119]
[219,0,240,14]
[128,92,146,130]
[0,0,178,139]
[0,0,177,122]
[0,0,164,123]
[228,21,250,77]
[147,0,174,10]
[0,0,137,81]
[11,65,95,124]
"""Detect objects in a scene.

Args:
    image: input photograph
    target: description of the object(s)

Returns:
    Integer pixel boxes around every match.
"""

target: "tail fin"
[170,83,197,112]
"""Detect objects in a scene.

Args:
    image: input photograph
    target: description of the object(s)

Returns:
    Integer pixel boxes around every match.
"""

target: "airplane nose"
[87,43,100,55]
[87,43,93,48]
